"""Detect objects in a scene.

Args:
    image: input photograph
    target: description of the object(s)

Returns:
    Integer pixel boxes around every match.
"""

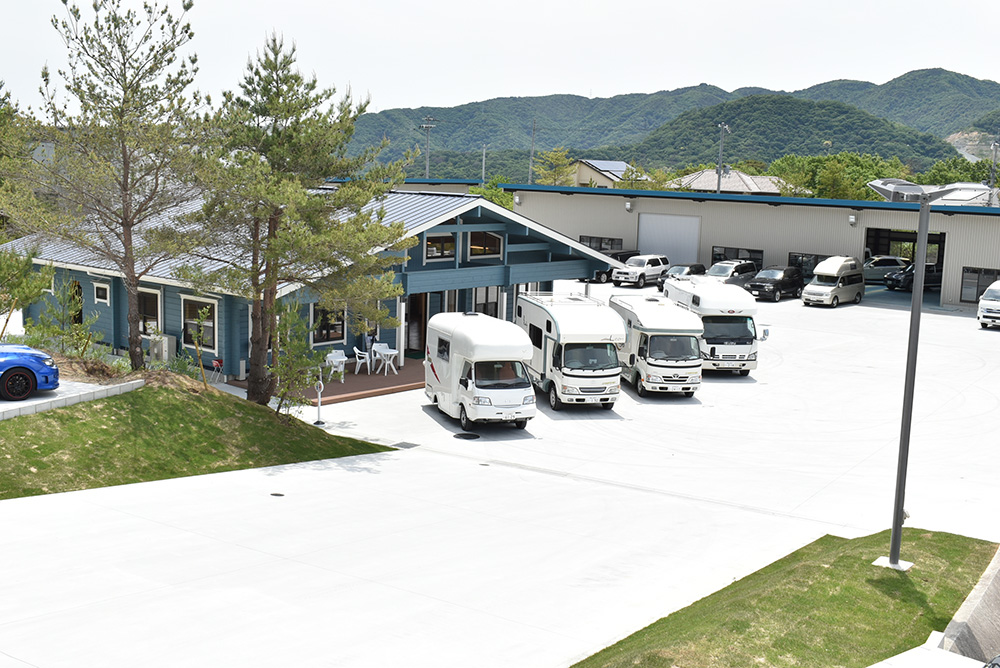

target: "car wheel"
[596,271,609,284]
[831,296,839,308]
[636,275,646,288]
[795,287,803,298]
[854,291,863,304]
[981,322,990,329]
[738,369,750,376]
[612,281,622,287]
[0,368,35,401]
[548,385,563,411]
[684,391,695,398]
[772,289,782,302]
[514,419,528,430]
[459,405,475,431]
[886,285,895,291]
[636,378,647,397]
[601,402,614,410]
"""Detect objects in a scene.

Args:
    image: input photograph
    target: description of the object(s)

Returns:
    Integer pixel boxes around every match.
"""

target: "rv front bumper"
[703,359,756,371]
[467,404,537,422]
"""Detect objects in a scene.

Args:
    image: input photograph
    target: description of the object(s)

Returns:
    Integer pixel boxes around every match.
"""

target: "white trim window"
[425,233,456,261]
[93,282,110,306]
[311,304,345,347]
[181,295,218,352]
[137,287,161,336]
[468,231,502,258]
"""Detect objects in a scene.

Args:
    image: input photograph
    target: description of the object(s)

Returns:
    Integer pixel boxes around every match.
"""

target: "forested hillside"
[624,96,958,171]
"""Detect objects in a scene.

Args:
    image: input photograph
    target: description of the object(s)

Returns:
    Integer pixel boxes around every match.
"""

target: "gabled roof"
[665,169,797,195]
[2,190,620,296]
[575,159,634,181]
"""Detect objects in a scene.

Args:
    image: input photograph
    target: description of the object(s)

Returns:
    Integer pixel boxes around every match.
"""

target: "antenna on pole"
[716,123,730,194]
[528,118,536,185]
[419,116,437,179]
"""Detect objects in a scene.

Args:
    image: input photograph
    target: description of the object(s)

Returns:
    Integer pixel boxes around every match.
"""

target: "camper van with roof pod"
[514,292,626,411]
[662,279,768,376]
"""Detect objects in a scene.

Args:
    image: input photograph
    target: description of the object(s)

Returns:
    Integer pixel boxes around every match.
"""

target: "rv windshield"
[982,287,1000,301]
[706,264,733,277]
[474,361,532,389]
[811,274,838,286]
[562,343,620,371]
[701,316,756,343]
[647,335,700,361]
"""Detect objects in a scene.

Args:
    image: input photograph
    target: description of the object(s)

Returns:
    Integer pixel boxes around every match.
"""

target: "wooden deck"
[226,356,425,405]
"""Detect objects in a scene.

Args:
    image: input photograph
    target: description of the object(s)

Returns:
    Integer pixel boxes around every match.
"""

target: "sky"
[1,0,996,114]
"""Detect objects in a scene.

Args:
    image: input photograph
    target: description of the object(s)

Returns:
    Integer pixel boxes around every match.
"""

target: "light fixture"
[624,200,633,213]
[513,194,521,206]
[847,214,858,227]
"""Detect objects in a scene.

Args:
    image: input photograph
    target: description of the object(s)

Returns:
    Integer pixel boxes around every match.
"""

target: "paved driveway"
[1,283,997,667]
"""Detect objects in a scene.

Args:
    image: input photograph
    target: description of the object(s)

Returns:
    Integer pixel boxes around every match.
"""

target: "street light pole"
[716,123,730,194]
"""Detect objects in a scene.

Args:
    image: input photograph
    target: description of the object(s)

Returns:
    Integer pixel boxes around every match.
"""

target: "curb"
[0,379,147,422]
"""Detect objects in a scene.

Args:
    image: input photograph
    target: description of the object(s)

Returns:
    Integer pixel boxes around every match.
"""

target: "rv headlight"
[522,395,535,405]
[646,374,664,383]
[561,385,580,394]
[607,385,620,394]
[747,353,757,361]
[690,374,701,382]
[472,396,492,406]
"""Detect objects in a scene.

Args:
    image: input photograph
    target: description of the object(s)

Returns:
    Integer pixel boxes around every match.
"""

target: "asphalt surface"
[1,281,997,667]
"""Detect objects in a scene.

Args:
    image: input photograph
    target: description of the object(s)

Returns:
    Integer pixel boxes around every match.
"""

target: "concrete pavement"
[2,281,998,667]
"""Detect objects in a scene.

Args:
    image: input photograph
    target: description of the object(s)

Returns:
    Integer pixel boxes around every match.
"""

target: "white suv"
[612,255,670,288]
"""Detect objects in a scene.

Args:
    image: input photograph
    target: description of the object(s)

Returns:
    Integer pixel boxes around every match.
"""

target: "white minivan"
[977,280,1000,328]
[801,256,865,307]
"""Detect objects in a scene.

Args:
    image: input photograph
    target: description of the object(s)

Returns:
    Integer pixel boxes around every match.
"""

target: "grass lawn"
[0,383,390,499]
[574,529,997,668]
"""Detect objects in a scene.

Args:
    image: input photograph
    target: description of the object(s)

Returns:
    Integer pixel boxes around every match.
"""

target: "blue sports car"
[0,344,60,401]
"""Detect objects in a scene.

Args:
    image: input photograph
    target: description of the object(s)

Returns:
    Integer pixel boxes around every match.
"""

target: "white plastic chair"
[353,346,371,375]
[325,350,347,383]
[370,342,389,373]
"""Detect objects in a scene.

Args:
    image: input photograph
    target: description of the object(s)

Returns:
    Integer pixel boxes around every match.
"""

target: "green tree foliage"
[767,152,911,200]
[913,156,992,185]
[0,0,202,371]
[0,248,55,327]
[26,278,101,356]
[183,35,415,405]
[970,109,1000,134]
[614,163,675,190]
[533,147,575,186]
[469,175,514,209]
[268,301,322,418]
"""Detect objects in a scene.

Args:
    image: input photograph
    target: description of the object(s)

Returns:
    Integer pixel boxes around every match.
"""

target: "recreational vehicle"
[661,279,767,376]
[514,293,626,411]
[424,312,536,431]
[608,295,703,397]
[801,256,865,307]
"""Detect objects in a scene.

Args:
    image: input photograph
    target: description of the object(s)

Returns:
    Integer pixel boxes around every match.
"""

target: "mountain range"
[350,68,1000,179]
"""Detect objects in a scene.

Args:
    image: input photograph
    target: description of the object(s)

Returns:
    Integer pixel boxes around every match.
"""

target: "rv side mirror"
[759,328,769,342]
[629,353,636,366]
[459,377,469,389]
[637,346,646,360]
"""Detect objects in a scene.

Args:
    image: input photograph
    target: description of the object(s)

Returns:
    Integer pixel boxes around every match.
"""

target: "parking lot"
[2,281,998,668]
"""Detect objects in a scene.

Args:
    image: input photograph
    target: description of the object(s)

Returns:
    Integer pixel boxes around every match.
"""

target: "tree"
[768,152,911,200]
[469,175,513,209]
[614,163,676,191]
[0,247,55,338]
[181,35,415,405]
[914,157,991,186]
[0,0,202,371]
[533,147,575,186]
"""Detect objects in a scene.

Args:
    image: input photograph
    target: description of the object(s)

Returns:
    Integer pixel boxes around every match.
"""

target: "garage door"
[637,214,701,264]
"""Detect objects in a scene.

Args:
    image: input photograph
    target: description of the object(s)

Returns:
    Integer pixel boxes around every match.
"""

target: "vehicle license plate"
[720,362,740,368]
[503,413,515,420]
[584,396,603,403]
[751,290,759,296]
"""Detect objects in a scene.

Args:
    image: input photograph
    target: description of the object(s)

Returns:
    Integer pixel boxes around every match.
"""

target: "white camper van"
[801,256,865,307]
[424,312,536,431]
[977,280,1000,328]
[662,279,767,376]
[514,292,626,411]
[609,295,703,397]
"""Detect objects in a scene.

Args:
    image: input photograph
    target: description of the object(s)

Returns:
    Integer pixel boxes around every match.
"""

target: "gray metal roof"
[578,159,632,180]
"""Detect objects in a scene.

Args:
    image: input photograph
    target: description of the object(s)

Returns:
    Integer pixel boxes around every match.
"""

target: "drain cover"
[270,493,285,497]
[454,432,480,440]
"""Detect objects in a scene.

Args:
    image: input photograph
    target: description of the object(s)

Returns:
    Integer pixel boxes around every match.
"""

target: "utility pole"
[528,118,536,185]
[716,123,730,194]
[419,116,437,179]
[989,140,998,206]
[481,144,487,185]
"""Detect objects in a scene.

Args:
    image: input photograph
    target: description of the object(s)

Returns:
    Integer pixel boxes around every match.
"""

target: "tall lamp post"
[867,179,958,570]
[419,116,437,178]
[716,123,730,194]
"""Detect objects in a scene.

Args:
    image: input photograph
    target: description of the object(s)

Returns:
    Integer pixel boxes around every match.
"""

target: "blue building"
[3,190,618,379]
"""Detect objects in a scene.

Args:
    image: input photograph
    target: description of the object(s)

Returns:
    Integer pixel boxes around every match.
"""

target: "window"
[962,266,1000,303]
[473,286,499,317]
[579,235,623,252]
[437,338,450,361]
[181,296,217,352]
[712,246,763,269]
[469,231,502,257]
[312,305,345,346]
[788,253,831,281]
[528,324,543,349]
[426,234,456,260]
[138,288,160,335]
[93,283,110,306]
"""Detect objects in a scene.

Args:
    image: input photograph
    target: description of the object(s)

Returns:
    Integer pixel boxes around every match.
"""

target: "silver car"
[704,260,758,288]
[863,255,909,283]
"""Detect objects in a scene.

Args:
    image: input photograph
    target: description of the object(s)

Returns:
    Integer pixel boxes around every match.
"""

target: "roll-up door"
[637,214,701,264]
